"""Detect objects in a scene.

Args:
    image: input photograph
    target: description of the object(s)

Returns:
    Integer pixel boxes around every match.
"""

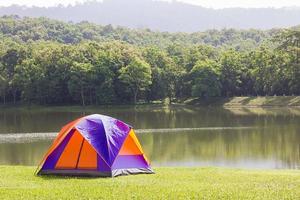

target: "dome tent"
[36,114,153,177]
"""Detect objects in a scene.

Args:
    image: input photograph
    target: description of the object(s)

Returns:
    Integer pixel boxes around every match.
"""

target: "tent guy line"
[0,127,255,143]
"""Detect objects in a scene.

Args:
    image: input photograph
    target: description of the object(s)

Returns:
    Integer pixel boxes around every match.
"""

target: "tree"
[219,50,243,96]
[0,15,300,105]
[166,44,188,100]
[28,42,74,104]
[118,57,152,104]
[68,62,93,106]
[0,73,7,104]
[275,29,300,63]
[1,47,26,104]
[72,42,116,104]
[142,47,176,101]
[191,60,221,98]
[275,29,300,95]
[13,58,44,104]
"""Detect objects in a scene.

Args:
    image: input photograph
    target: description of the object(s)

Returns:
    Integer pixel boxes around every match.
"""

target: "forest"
[0,16,299,105]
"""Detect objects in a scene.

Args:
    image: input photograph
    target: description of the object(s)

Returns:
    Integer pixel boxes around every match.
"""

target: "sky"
[1,0,300,9]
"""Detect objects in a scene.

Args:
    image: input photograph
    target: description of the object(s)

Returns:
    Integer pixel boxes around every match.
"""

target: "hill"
[1,0,300,32]
[0,15,276,49]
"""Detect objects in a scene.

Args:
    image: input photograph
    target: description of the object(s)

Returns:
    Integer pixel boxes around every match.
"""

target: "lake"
[0,105,299,169]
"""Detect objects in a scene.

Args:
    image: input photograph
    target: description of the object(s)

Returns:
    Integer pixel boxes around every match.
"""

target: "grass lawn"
[0,166,299,199]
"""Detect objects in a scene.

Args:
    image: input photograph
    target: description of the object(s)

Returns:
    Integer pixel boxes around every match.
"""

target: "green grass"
[0,166,299,199]
[184,96,300,107]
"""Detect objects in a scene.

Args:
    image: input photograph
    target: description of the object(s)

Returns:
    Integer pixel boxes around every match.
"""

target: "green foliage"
[68,62,93,106]
[191,60,221,97]
[0,16,274,48]
[119,57,152,103]
[219,49,243,96]
[275,29,300,95]
[0,16,299,105]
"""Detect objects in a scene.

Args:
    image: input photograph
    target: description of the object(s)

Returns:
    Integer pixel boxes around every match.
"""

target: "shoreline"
[1,96,300,109]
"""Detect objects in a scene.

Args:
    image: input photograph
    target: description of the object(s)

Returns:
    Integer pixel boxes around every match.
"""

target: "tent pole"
[75,138,85,169]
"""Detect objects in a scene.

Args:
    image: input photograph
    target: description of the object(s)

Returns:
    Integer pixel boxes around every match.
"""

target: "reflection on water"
[0,127,254,143]
[0,141,51,166]
[0,105,299,169]
[139,128,300,169]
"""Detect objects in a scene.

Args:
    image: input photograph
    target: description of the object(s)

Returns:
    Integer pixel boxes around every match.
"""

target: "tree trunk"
[296,40,299,64]
[89,88,92,105]
[81,86,85,107]
[3,89,5,105]
[168,95,172,104]
[95,90,98,105]
[133,90,138,104]
[13,90,16,104]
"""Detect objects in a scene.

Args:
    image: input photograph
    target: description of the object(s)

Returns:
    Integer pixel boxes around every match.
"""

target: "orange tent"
[36,114,153,177]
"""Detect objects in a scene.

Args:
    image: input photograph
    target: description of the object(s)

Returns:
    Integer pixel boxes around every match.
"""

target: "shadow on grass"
[264,96,299,106]
[238,97,256,105]
[185,96,300,107]
[36,174,110,180]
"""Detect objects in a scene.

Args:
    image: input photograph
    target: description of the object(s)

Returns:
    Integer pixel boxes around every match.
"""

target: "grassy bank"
[184,96,300,107]
[0,166,299,199]
[1,96,300,110]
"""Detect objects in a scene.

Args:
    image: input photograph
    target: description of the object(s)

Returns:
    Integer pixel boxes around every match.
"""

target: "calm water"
[0,105,299,169]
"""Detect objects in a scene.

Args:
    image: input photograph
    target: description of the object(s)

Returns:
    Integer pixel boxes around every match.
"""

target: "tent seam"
[110,128,132,168]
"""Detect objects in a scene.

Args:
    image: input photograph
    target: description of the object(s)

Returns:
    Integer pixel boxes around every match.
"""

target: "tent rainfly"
[36,114,153,177]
